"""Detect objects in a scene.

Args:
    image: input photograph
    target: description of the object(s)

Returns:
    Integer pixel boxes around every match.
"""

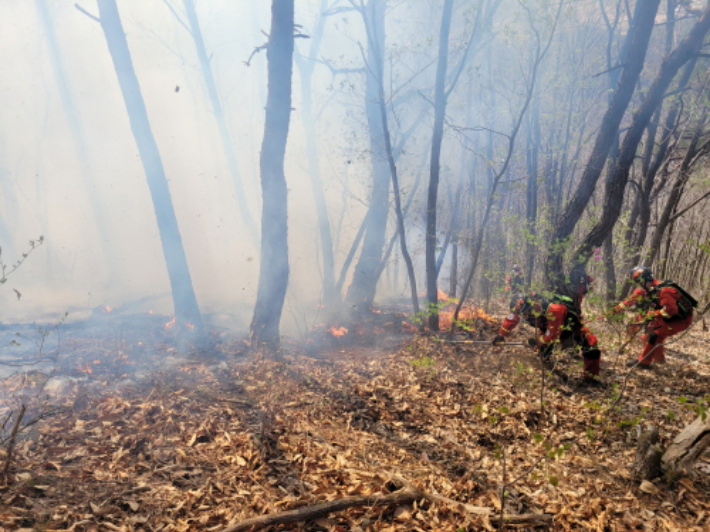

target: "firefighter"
[567,266,594,310]
[505,264,525,294]
[492,293,603,386]
[610,266,697,368]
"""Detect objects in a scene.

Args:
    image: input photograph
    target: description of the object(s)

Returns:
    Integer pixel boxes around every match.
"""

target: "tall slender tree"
[425,0,454,331]
[250,0,295,351]
[294,0,337,305]
[93,0,203,328]
[180,0,259,246]
[345,0,390,311]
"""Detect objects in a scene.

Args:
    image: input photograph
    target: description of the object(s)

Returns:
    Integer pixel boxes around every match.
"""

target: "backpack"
[541,294,583,332]
[657,280,697,319]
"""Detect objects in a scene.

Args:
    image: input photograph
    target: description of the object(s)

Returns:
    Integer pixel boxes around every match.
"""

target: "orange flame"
[184,322,195,330]
[165,317,176,330]
[77,363,93,374]
[328,326,348,338]
[438,305,497,331]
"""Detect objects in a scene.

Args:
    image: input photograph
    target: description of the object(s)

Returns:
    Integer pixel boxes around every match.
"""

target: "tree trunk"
[662,414,710,476]
[294,0,337,305]
[96,0,203,328]
[182,0,258,246]
[545,0,661,290]
[346,0,389,311]
[37,0,119,274]
[525,87,540,290]
[250,0,294,351]
[573,6,710,266]
[426,0,454,331]
[648,107,709,267]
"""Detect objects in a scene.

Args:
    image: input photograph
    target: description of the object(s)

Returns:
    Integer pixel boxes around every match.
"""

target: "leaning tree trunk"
[38,0,120,275]
[250,0,294,351]
[182,0,258,246]
[96,0,203,328]
[544,0,661,291]
[572,4,710,267]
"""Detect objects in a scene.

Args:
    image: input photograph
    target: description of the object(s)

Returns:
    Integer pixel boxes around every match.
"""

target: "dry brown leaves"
[0,322,709,532]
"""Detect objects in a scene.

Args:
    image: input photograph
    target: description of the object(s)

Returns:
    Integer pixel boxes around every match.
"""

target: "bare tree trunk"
[250,0,294,351]
[426,0,454,330]
[294,0,337,305]
[182,0,258,246]
[525,86,540,290]
[648,106,710,267]
[346,0,390,311]
[96,0,203,328]
[37,0,119,274]
[545,0,661,290]
[573,5,710,266]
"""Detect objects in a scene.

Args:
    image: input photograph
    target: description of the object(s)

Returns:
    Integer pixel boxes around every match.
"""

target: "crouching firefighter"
[611,266,697,368]
[493,294,603,386]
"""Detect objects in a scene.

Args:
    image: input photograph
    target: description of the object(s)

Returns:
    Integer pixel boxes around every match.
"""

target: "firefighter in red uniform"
[493,293,603,386]
[505,264,525,294]
[611,266,696,368]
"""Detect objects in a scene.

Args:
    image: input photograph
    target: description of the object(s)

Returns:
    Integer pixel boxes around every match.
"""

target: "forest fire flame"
[328,326,348,338]
[164,317,176,330]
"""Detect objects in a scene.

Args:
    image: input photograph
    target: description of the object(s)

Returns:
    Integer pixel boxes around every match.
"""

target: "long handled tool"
[445,340,525,346]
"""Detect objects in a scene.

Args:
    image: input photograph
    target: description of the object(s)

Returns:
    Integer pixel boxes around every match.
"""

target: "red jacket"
[613,279,688,321]
[499,302,596,348]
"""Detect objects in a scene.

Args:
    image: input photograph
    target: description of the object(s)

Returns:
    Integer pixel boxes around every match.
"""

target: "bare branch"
[74,3,100,23]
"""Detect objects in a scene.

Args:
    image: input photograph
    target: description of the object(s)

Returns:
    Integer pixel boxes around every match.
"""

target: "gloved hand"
[647,331,660,345]
[527,337,537,349]
[492,335,505,346]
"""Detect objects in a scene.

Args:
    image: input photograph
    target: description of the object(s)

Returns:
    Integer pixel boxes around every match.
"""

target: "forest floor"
[0,305,709,532]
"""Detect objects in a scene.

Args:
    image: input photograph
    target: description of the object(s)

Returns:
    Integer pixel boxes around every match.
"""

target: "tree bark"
[250,0,294,351]
[96,0,203,328]
[545,0,661,290]
[662,414,710,475]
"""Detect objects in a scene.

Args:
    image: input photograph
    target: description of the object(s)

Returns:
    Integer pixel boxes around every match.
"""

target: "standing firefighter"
[610,266,697,368]
[505,264,525,294]
[493,293,603,386]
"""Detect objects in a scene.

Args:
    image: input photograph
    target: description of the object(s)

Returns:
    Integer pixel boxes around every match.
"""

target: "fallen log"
[217,479,553,532]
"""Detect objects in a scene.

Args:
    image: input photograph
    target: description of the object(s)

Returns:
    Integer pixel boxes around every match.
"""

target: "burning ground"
[0,307,709,531]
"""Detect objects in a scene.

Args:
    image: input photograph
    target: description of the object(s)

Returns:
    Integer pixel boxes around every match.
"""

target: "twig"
[2,404,26,479]
[245,44,268,67]
[499,446,506,532]
[74,3,100,23]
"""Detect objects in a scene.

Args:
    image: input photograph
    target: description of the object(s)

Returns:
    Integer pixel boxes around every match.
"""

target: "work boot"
[578,378,605,389]
[626,359,652,369]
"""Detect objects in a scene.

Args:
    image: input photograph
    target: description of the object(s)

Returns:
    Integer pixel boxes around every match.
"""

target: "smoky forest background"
[1,1,710,531]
